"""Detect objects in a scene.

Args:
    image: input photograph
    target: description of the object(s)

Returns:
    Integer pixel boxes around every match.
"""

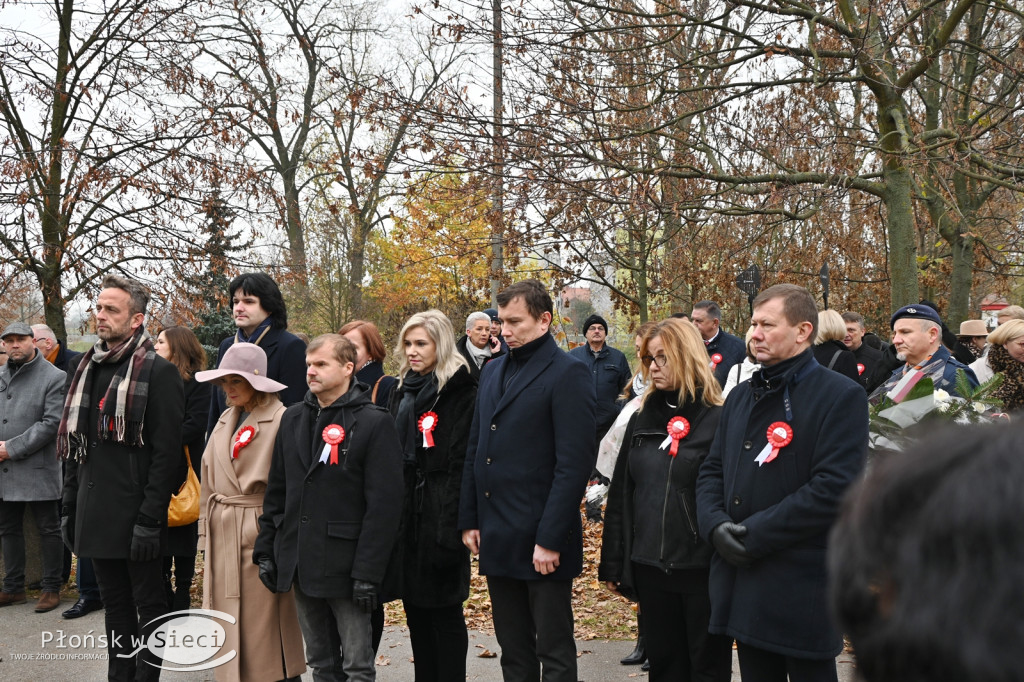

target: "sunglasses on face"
[641,354,668,368]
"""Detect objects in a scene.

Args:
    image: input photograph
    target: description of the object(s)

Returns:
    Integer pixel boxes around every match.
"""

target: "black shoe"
[641,659,650,671]
[62,598,103,619]
[620,635,646,665]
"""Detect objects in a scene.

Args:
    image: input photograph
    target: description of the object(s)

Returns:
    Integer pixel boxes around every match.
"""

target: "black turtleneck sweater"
[501,333,549,394]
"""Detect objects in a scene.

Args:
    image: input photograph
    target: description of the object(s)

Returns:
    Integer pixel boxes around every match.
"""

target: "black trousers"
[487,575,576,682]
[634,563,732,682]
[161,555,195,612]
[404,602,468,682]
[0,499,63,593]
[736,641,838,682]
[92,557,168,682]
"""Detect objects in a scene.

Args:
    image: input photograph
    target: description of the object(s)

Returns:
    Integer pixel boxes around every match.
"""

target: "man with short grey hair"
[876,304,978,399]
[0,321,67,613]
[32,324,83,381]
[456,310,504,380]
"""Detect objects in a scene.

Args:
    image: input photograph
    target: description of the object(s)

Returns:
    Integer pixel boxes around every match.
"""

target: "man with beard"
[60,276,184,681]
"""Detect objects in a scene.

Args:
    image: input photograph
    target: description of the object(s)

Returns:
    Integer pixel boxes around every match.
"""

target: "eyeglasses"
[640,354,668,368]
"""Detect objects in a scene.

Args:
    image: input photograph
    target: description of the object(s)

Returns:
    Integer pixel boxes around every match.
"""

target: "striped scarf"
[57,326,156,461]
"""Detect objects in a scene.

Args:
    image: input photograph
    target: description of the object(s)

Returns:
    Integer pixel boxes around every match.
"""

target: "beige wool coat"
[199,399,305,682]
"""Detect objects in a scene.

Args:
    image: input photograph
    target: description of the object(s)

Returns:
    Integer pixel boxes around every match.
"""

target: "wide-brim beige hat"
[195,342,289,393]
[959,319,989,336]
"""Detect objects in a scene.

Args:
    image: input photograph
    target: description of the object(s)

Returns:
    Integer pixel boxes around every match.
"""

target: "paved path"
[0,595,859,681]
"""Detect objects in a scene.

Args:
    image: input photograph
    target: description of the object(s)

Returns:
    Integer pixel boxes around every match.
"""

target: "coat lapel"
[490,338,556,418]
[212,405,274,493]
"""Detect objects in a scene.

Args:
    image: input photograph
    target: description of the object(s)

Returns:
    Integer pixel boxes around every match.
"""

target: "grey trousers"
[293,583,375,682]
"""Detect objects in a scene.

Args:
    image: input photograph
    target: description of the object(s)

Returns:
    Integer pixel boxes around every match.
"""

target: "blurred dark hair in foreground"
[829,422,1024,682]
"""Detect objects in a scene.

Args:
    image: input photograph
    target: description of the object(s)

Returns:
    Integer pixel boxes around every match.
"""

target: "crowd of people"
[1,272,1022,682]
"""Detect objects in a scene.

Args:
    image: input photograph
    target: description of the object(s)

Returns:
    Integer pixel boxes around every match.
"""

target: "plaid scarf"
[57,326,156,461]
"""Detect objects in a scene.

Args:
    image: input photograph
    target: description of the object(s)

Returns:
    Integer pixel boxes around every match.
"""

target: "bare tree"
[0,0,217,337]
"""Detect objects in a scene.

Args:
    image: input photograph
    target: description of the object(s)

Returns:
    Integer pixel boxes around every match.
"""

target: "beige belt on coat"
[206,492,265,599]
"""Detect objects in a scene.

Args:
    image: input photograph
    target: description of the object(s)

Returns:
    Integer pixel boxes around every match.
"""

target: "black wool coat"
[456,335,504,381]
[707,330,747,388]
[62,356,185,559]
[852,342,884,392]
[696,349,867,658]
[207,325,308,434]
[388,366,477,608]
[458,333,597,581]
[813,339,862,386]
[599,392,722,600]
[254,382,404,599]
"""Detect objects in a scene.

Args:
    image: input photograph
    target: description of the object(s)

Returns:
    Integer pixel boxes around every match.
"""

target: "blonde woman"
[599,319,732,682]
[813,309,861,385]
[196,343,305,682]
[388,310,477,682]
[985,319,1024,411]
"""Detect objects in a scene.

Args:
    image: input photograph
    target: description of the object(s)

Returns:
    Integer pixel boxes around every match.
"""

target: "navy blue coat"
[707,330,747,388]
[568,343,632,432]
[696,349,867,658]
[458,333,597,581]
[207,325,308,434]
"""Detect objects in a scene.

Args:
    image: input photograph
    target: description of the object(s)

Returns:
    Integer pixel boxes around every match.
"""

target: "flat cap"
[1,321,33,339]
[890,304,942,329]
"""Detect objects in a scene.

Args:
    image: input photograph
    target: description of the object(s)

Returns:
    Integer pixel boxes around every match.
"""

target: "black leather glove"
[60,506,75,552]
[712,522,754,568]
[352,580,379,614]
[130,523,162,562]
[257,556,278,593]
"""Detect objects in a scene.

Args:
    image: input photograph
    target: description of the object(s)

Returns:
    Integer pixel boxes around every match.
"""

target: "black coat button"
[301,516,309,523]
[733,496,742,506]
[743,441,752,450]
[484,491,491,499]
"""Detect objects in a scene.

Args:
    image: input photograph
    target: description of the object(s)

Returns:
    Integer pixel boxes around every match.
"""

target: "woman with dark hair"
[228,272,289,329]
[208,273,307,432]
[830,423,1024,682]
[600,318,732,682]
[340,319,398,407]
[196,343,305,682]
[388,310,477,682]
[153,326,210,611]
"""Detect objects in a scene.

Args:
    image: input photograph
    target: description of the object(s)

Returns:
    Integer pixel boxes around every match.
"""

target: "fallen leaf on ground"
[477,649,497,658]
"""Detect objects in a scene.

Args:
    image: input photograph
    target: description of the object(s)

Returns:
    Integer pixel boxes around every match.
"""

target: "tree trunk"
[348,224,367,319]
[946,229,974,328]
[489,0,504,306]
[281,167,308,283]
[881,166,920,309]
[38,0,75,341]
